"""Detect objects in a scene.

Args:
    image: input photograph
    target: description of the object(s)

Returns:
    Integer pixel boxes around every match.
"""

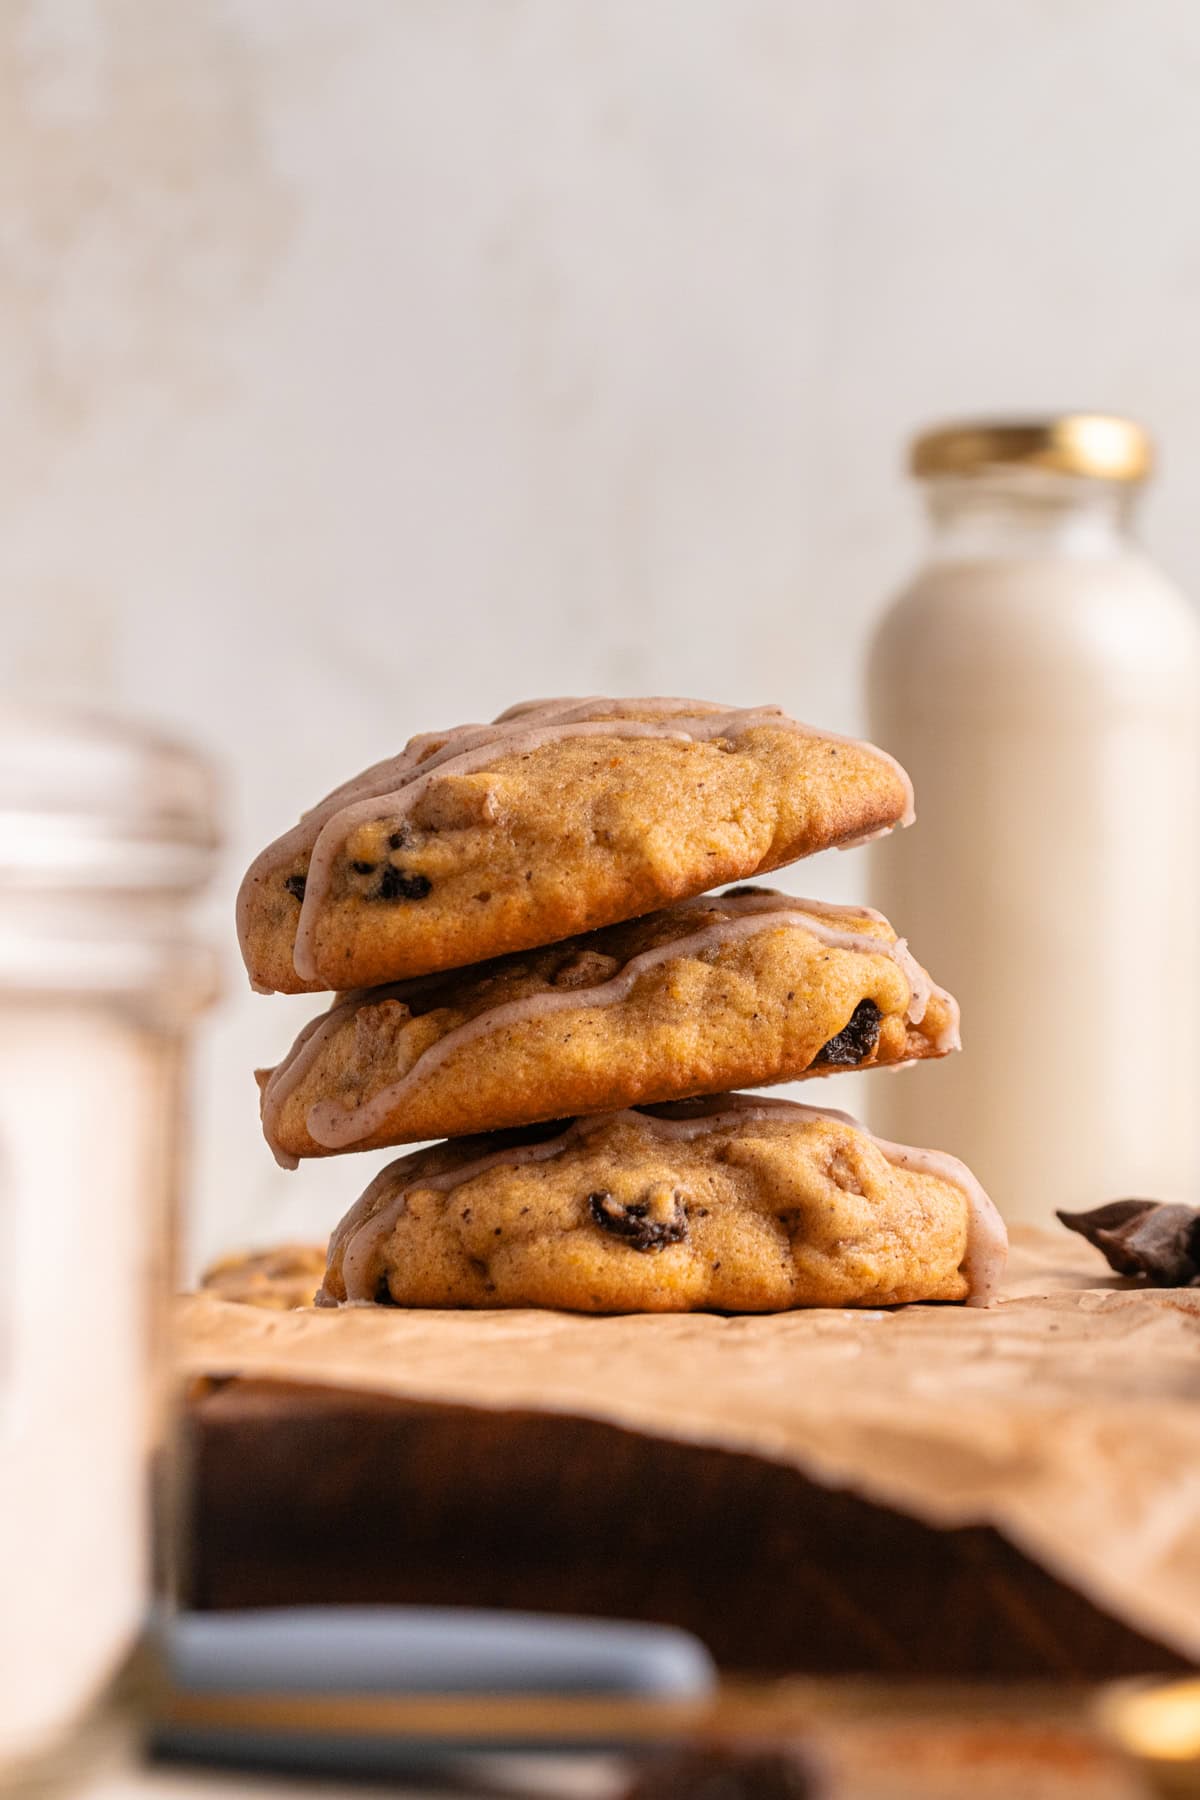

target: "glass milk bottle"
[0,707,218,1790]
[868,416,1200,1227]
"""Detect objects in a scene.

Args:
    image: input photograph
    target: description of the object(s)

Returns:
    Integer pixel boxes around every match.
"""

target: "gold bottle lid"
[910,413,1153,483]
[1096,1677,1200,1797]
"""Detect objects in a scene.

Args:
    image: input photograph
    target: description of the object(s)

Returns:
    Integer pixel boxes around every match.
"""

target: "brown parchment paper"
[177,1227,1200,1661]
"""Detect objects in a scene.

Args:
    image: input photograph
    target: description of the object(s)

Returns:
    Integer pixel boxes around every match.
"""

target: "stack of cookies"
[238,698,1006,1312]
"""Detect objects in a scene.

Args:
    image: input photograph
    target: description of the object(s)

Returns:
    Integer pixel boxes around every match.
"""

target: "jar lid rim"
[0,704,220,888]
[910,414,1153,483]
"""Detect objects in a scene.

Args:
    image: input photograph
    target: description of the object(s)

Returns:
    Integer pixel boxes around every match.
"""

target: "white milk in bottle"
[867,415,1200,1226]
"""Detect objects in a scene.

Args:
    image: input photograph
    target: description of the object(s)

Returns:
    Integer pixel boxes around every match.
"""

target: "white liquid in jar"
[0,1006,171,1766]
[0,703,215,1781]
[868,547,1200,1226]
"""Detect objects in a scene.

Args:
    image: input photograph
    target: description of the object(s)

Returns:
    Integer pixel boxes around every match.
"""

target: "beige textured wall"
[3,0,1199,1262]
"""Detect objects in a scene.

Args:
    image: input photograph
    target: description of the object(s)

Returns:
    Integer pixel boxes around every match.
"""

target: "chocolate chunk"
[388,827,411,851]
[623,1745,816,1798]
[813,998,882,1067]
[283,873,306,903]
[375,866,433,902]
[1058,1199,1200,1287]
[351,860,377,875]
[588,1190,688,1253]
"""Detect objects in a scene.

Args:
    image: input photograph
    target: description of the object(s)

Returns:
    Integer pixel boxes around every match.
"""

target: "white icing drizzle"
[235,698,914,985]
[330,1129,581,1306]
[319,1094,1007,1309]
[260,890,955,1164]
[864,1133,1007,1308]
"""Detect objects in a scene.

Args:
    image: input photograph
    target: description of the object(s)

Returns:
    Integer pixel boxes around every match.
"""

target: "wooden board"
[181,1377,1184,1680]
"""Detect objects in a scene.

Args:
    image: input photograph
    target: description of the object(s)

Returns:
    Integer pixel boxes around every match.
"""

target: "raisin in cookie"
[259,889,957,1166]
[237,698,913,994]
[316,1095,1006,1313]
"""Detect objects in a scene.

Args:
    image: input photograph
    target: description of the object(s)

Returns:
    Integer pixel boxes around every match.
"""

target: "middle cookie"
[258,887,959,1167]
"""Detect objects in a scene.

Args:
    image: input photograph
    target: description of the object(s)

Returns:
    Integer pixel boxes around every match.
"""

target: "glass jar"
[0,707,218,1789]
[867,415,1200,1227]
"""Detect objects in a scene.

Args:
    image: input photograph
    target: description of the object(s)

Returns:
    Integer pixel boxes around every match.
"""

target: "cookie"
[259,888,958,1166]
[316,1095,1006,1312]
[200,1244,326,1310]
[237,698,913,994]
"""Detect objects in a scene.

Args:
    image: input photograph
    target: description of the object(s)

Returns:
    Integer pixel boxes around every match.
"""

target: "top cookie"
[236,697,913,993]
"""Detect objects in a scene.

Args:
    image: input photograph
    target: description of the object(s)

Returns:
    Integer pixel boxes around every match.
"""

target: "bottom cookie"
[317,1095,1006,1312]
